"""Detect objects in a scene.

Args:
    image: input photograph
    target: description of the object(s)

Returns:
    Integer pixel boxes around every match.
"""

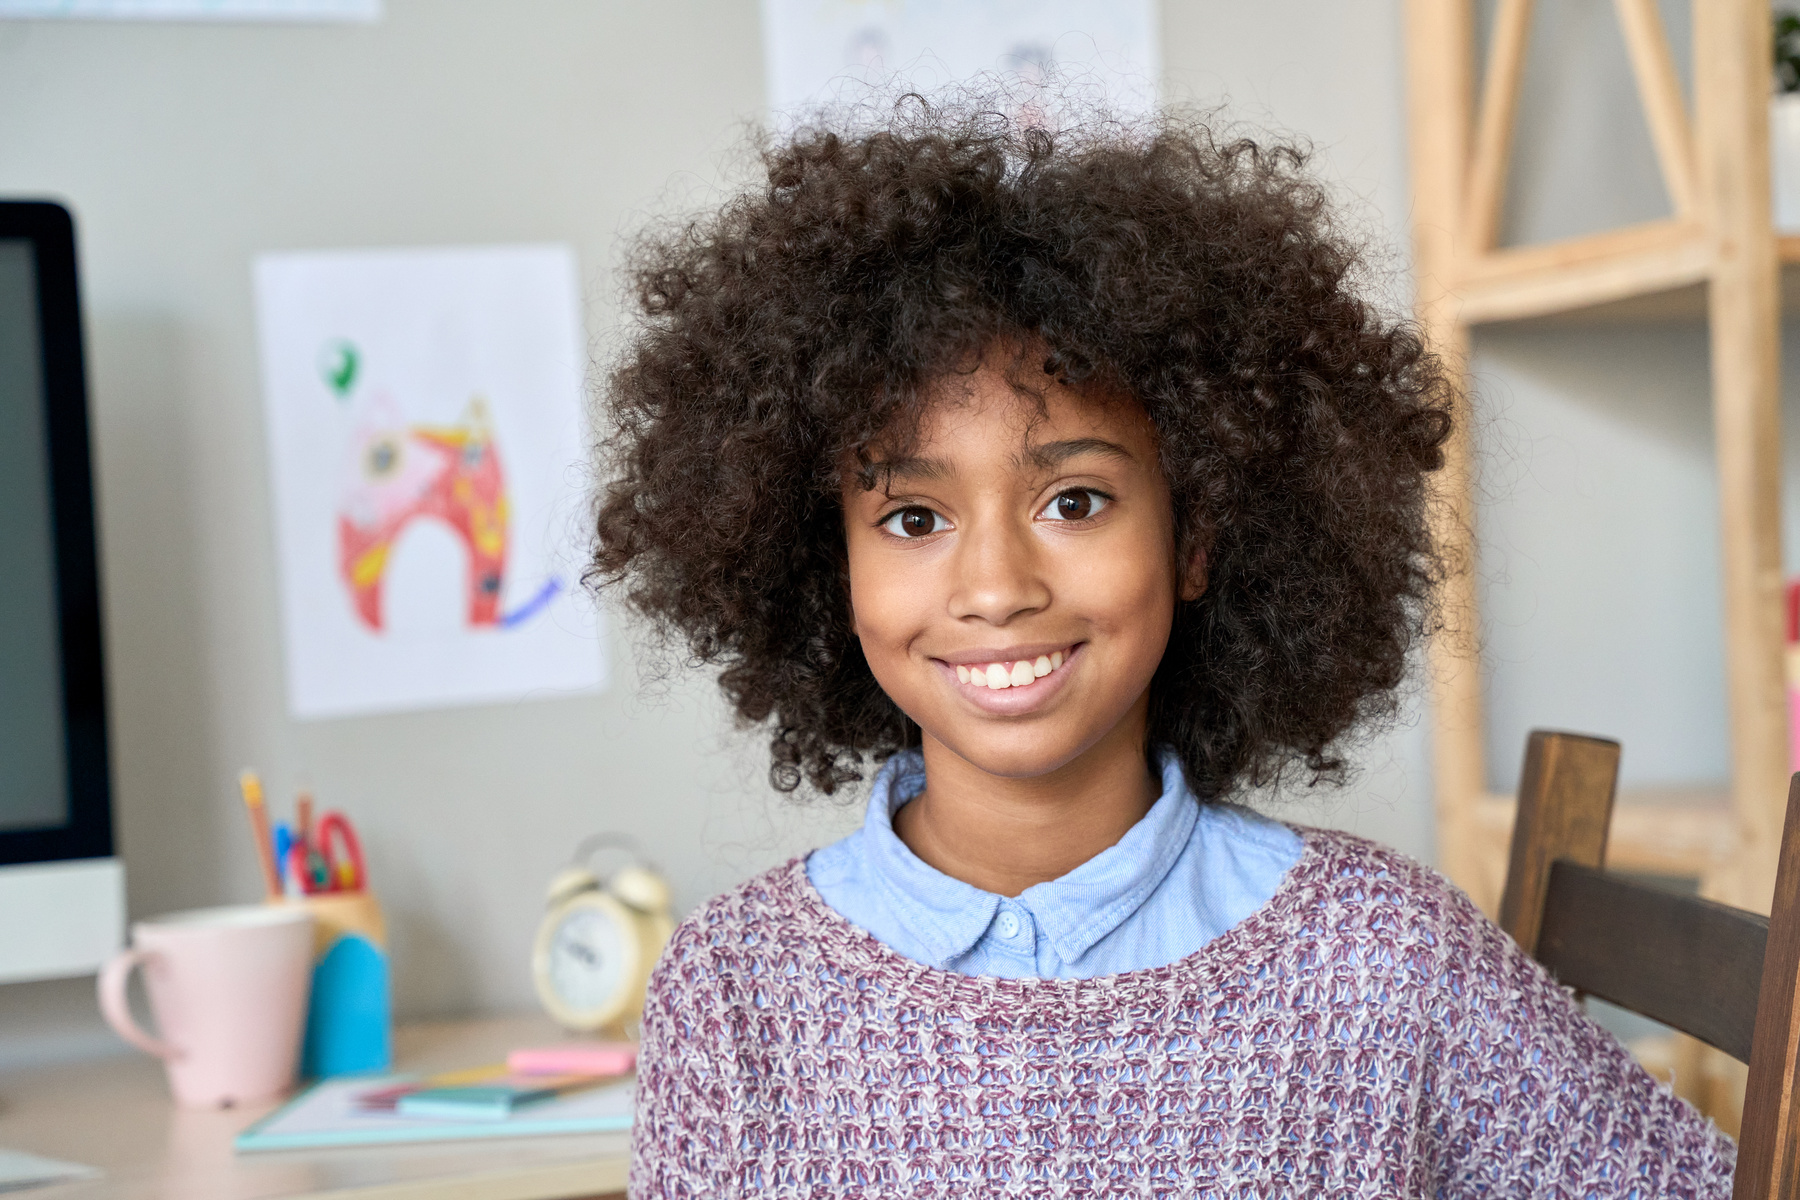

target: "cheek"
[845,539,926,655]
[1065,532,1178,668]
[845,560,943,717]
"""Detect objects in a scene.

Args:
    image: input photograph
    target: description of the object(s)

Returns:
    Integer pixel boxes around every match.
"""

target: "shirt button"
[995,910,1021,939]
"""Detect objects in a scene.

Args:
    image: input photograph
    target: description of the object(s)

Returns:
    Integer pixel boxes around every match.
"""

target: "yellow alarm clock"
[531,836,675,1033]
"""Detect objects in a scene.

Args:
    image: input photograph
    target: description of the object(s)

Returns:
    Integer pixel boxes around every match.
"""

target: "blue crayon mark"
[499,577,562,629]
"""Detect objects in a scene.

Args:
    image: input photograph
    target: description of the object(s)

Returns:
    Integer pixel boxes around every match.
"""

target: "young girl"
[593,102,1734,1197]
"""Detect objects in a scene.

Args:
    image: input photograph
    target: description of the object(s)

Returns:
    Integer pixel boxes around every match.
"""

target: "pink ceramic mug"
[98,905,314,1109]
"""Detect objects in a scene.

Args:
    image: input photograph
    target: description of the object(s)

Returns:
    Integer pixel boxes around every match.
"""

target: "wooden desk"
[0,1014,629,1200]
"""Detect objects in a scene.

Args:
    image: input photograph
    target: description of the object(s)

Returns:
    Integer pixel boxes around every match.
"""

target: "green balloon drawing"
[319,339,359,399]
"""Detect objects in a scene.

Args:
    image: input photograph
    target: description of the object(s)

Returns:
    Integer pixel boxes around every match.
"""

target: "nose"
[946,512,1051,625]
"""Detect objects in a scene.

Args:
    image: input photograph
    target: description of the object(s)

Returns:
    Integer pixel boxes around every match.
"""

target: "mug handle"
[97,948,178,1060]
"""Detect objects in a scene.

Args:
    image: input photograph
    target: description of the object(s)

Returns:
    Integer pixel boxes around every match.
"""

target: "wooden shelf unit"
[1404,0,1788,923]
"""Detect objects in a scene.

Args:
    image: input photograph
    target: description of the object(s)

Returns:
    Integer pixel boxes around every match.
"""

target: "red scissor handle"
[316,811,366,892]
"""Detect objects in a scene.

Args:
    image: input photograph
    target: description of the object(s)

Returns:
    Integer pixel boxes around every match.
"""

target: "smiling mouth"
[952,647,1071,691]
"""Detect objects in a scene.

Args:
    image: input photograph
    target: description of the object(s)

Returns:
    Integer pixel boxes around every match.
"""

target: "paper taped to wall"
[0,0,379,18]
[253,244,605,720]
[760,0,1160,121]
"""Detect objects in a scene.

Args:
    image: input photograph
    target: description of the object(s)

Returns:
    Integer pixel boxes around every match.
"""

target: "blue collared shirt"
[805,749,1303,979]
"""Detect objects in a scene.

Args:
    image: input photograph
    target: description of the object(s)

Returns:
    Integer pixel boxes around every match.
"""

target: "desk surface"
[0,1014,629,1200]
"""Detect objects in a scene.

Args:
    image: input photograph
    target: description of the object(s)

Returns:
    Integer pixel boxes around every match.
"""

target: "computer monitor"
[0,200,124,984]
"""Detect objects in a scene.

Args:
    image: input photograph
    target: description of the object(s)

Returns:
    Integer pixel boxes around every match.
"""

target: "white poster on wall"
[253,244,605,720]
[0,0,378,18]
[760,0,1159,121]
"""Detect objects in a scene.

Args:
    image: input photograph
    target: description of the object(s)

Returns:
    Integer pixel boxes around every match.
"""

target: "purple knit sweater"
[630,828,1735,1197]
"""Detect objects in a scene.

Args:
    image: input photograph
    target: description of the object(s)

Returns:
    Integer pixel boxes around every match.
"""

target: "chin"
[925,721,1103,781]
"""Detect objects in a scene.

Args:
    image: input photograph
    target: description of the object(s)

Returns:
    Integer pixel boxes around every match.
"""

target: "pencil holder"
[283,890,392,1078]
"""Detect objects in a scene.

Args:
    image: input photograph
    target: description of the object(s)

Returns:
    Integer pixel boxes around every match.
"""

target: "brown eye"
[880,506,946,538]
[1044,489,1109,522]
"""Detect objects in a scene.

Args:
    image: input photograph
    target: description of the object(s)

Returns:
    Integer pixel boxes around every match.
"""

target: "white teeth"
[957,650,1070,691]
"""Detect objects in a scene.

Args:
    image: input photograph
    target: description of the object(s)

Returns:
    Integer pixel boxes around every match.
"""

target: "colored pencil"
[238,770,281,901]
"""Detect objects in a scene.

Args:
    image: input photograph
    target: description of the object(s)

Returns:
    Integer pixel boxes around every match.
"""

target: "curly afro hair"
[591,98,1452,800]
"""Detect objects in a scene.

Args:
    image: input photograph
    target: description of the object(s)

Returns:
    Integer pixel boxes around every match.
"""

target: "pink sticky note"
[507,1043,637,1076]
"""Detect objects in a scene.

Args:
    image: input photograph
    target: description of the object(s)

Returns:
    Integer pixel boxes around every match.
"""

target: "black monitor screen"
[0,201,112,865]
[0,237,69,833]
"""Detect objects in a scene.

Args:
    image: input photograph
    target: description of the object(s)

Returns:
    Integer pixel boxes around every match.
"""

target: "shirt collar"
[858,748,1199,968]
[861,752,998,967]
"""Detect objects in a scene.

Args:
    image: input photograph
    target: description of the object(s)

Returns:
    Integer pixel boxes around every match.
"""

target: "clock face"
[547,904,628,1017]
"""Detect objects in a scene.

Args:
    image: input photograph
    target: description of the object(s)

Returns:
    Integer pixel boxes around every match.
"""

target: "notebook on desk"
[234,1074,633,1152]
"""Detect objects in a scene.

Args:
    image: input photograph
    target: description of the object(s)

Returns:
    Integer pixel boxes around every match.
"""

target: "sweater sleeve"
[1417,880,1737,1198]
[629,915,739,1200]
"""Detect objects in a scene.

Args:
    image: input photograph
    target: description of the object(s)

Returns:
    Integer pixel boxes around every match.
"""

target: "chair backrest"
[1496,729,1800,1200]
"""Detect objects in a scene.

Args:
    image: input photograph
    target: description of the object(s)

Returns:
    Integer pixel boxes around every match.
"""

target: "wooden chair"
[1497,729,1800,1198]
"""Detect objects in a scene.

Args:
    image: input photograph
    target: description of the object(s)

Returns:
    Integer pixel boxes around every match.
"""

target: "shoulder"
[1276,826,1529,997]
[1286,825,1488,933]
[636,859,829,1097]
[1287,832,1739,1192]
[646,858,827,998]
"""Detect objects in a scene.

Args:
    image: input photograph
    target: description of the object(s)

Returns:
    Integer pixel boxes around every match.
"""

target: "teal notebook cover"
[233,1074,633,1152]
[396,1084,564,1121]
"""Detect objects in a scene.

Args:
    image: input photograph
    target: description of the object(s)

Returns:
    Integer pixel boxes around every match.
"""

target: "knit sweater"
[630,828,1736,1198]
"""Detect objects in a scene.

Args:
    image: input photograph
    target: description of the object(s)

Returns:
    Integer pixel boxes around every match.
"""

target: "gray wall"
[1466,0,1787,796]
[3,0,1757,1064]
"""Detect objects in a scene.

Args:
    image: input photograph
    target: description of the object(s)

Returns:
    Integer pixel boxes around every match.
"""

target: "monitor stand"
[0,859,124,984]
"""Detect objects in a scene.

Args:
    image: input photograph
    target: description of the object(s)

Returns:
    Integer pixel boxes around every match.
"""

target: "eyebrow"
[859,437,1136,491]
[862,455,953,489]
[1019,437,1136,470]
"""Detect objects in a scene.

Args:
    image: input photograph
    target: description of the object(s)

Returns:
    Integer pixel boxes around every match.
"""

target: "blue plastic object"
[301,933,391,1078]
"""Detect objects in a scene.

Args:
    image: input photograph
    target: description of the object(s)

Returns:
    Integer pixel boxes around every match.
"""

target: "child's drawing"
[759,0,1159,121]
[254,244,604,719]
[338,397,510,632]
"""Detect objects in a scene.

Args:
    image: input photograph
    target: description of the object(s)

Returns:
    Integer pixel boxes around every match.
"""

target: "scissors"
[314,811,367,892]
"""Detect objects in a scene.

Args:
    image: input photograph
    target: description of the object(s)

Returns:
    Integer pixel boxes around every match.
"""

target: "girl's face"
[844,364,1197,782]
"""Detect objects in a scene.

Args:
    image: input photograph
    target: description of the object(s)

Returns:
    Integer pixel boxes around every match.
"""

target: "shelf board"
[1452,785,1735,919]
[1455,228,1800,328]
[1471,785,1734,876]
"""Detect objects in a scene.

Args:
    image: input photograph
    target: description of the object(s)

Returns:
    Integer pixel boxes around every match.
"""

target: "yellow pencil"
[238,770,281,901]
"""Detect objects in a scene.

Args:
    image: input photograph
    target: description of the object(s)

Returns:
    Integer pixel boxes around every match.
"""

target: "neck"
[893,702,1160,897]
